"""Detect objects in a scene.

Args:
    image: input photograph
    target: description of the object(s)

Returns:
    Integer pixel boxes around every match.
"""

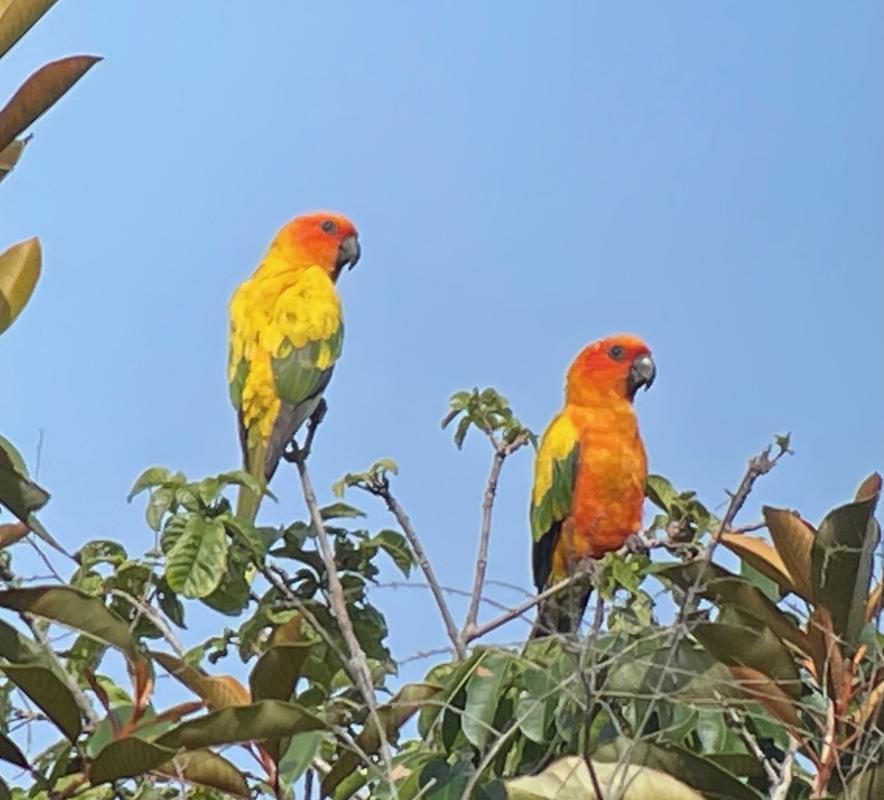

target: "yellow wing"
[530,412,580,592]
[229,265,343,517]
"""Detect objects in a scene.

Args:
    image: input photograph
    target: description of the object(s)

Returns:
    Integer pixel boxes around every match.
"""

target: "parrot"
[228,211,360,522]
[529,334,656,637]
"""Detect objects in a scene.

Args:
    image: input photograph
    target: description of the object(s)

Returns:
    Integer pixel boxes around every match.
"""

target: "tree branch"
[462,433,530,642]
[369,482,465,660]
[287,443,396,784]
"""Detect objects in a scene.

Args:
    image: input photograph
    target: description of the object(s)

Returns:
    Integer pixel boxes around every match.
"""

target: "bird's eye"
[608,344,625,361]
[320,219,337,233]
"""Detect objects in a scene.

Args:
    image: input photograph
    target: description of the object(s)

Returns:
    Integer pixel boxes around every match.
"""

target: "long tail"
[529,576,594,639]
[235,441,267,524]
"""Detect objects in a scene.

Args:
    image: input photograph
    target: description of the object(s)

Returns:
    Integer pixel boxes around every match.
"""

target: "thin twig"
[21,614,100,727]
[465,575,580,642]
[370,483,465,659]
[770,736,798,800]
[109,589,184,656]
[463,433,530,642]
[288,443,396,789]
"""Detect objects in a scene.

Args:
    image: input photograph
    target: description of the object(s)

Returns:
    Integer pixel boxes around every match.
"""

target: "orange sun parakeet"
[530,334,656,636]
[228,211,360,521]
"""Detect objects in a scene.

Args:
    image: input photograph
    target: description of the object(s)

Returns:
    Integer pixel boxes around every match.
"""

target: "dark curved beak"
[627,353,656,400]
[335,234,361,275]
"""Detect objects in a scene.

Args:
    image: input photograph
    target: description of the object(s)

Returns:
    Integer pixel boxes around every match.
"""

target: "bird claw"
[623,532,648,556]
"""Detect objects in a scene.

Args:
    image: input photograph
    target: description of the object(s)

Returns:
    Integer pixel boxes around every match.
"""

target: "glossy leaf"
[0,55,101,153]
[719,533,803,597]
[152,651,249,710]
[0,586,136,657]
[658,562,808,651]
[0,0,57,60]
[462,650,511,751]
[505,755,704,800]
[249,641,313,702]
[0,431,46,518]
[155,699,325,750]
[0,730,27,769]
[0,135,29,184]
[157,749,250,798]
[89,737,175,784]
[763,506,814,598]
[810,478,881,647]
[163,515,227,598]
[592,738,761,800]
[321,682,439,797]
[693,612,801,700]
[1,664,81,741]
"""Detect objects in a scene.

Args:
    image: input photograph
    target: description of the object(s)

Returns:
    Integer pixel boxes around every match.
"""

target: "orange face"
[566,333,656,405]
[278,211,360,278]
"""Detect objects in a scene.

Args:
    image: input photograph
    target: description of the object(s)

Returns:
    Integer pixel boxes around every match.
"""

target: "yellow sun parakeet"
[530,334,656,636]
[228,211,360,521]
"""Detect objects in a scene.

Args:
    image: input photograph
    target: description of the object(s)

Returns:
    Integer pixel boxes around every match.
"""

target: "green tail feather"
[235,440,267,524]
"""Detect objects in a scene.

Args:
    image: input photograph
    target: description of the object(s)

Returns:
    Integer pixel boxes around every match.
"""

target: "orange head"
[565,333,656,406]
[273,211,360,280]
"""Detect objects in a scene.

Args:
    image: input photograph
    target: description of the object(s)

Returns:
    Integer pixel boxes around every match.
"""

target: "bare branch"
[109,589,184,657]
[369,482,465,660]
[465,574,579,643]
[288,443,396,786]
[463,432,530,642]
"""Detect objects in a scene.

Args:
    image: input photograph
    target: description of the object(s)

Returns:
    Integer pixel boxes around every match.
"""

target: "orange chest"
[568,406,647,555]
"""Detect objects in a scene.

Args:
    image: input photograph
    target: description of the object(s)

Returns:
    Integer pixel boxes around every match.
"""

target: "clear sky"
[1,1,881,685]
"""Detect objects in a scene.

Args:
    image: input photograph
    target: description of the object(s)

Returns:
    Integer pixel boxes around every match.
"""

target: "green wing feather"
[530,416,580,593]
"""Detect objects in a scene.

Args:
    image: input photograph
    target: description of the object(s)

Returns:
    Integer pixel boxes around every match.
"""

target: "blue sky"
[1,1,881,689]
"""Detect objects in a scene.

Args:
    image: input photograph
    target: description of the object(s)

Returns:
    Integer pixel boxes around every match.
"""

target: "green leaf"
[321,683,440,798]
[158,749,250,798]
[505,755,705,799]
[155,699,325,750]
[249,642,313,703]
[277,731,323,787]
[657,561,807,651]
[163,515,228,598]
[646,474,677,511]
[592,738,761,800]
[0,586,136,658]
[462,650,511,752]
[0,617,39,662]
[1,664,81,741]
[127,466,172,500]
[89,737,175,784]
[811,477,881,648]
[0,55,102,153]
[76,539,127,569]
[0,0,58,60]
[0,431,48,522]
[693,612,801,699]
[320,501,365,520]
[0,731,27,769]
[0,135,29,184]
[366,529,415,577]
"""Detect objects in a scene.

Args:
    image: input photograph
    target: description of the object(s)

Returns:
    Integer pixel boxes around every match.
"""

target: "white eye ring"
[321,219,337,233]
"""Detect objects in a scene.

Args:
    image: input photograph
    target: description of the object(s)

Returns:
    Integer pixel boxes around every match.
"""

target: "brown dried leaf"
[762,506,815,599]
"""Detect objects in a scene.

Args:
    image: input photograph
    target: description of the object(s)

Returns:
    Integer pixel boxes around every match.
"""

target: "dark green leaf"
[320,501,365,520]
[462,650,511,752]
[0,586,136,658]
[156,699,325,750]
[249,642,313,703]
[89,736,175,784]
[0,431,47,518]
[811,479,881,647]
[0,730,27,768]
[1,664,81,741]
